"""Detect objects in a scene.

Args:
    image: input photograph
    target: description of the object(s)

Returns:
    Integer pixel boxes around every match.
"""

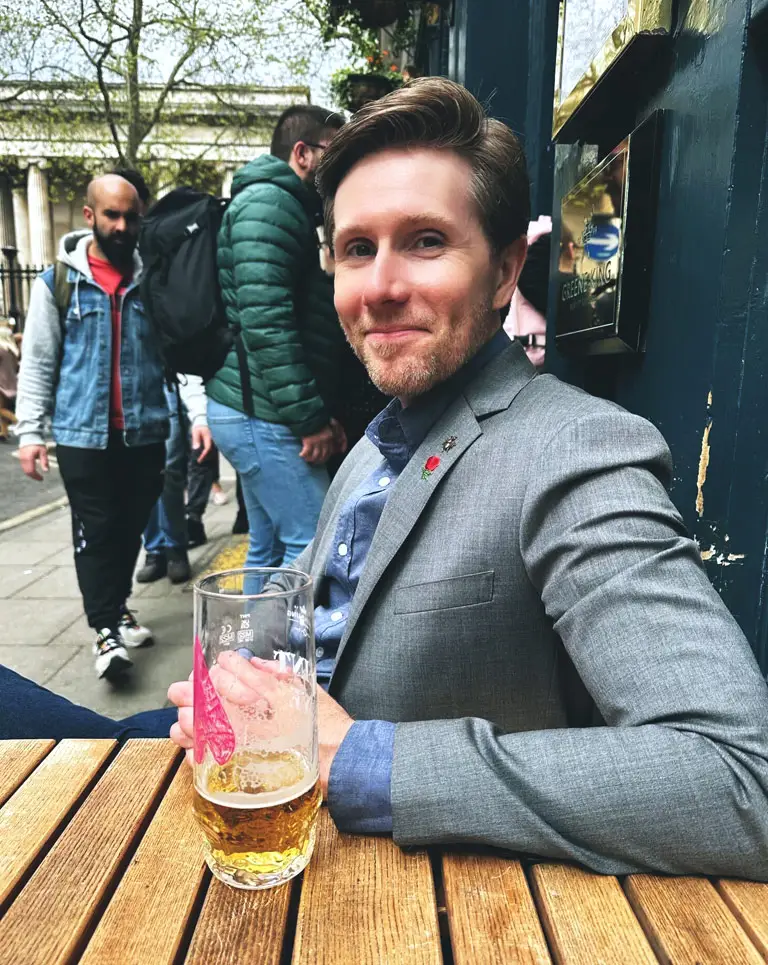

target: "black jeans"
[57,433,165,632]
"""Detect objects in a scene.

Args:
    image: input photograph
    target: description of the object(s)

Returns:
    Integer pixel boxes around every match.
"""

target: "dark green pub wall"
[434,0,768,673]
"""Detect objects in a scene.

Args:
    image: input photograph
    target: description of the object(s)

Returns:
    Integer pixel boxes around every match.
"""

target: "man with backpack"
[15,173,168,681]
[204,104,348,570]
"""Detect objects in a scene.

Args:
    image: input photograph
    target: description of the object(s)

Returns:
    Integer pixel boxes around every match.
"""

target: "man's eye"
[414,234,444,250]
[346,242,374,258]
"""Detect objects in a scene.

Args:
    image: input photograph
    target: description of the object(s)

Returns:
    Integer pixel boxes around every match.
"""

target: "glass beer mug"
[192,568,321,890]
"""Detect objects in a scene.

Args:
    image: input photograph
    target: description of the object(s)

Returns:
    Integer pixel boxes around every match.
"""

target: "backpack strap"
[53,261,73,334]
[232,323,255,418]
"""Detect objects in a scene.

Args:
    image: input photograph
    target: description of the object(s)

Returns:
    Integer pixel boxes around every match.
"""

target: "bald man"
[15,173,169,680]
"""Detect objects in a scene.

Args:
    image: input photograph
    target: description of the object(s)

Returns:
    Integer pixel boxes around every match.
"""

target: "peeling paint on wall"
[699,538,746,566]
[696,420,712,517]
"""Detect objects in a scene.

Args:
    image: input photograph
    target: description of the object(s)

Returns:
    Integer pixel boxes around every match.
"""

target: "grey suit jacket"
[297,340,768,878]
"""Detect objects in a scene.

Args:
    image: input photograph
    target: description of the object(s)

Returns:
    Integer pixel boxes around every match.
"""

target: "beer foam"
[195,769,318,809]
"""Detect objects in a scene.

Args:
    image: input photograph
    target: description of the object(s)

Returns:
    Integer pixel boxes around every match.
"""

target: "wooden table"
[1,739,767,965]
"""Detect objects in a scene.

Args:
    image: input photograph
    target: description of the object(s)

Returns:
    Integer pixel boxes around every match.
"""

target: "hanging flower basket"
[352,0,410,28]
[345,72,398,111]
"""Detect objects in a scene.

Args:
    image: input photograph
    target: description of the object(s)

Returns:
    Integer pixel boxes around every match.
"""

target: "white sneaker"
[93,629,133,680]
[118,607,154,648]
[210,488,230,506]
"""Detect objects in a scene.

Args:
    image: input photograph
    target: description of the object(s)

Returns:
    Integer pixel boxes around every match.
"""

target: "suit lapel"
[332,394,482,671]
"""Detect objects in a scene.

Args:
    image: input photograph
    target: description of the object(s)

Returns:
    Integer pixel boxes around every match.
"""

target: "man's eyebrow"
[334,212,455,243]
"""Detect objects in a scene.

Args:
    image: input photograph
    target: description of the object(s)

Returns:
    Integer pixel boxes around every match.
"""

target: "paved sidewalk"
[0,484,246,720]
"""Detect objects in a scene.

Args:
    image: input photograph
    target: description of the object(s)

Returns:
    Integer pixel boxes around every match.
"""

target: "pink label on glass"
[194,635,236,765]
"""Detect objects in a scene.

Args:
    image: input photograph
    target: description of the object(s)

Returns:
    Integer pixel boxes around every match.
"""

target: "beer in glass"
[192,567,320,890]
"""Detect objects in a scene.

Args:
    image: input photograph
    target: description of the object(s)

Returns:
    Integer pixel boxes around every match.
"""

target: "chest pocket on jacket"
[394,570,495,614]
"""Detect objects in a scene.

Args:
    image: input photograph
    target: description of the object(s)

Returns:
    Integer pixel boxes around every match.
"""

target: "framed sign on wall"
[555,111,664,355]
[553,0,672,138]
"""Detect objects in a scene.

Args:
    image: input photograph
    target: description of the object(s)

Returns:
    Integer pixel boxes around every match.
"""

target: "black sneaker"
[167,550,191,585]
[136,554,167,583]
[93,629,133,680]
[186,515,207,548]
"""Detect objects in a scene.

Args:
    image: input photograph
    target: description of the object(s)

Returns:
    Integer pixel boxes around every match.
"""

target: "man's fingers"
[20,452,42,481]
[39,448,49,473]
[167,679,193,707]
[177,705,194,738]
[170,721,194,750]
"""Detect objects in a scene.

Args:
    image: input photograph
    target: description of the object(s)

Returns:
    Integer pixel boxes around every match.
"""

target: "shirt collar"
[365,328,510,469]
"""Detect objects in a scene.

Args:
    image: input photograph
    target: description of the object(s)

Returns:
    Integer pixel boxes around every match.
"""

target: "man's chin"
[363,354,440,400]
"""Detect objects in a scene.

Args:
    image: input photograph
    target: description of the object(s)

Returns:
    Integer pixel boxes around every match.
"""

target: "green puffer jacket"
[206,155,345,437]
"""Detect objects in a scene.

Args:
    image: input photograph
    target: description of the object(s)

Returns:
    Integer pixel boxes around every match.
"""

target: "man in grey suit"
[166,78,768,878]
[3,77,766,878]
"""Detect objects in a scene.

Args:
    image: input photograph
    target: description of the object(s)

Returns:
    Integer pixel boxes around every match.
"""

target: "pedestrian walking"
[15,174,168,681]
[205,104,348,569]
[136,375,211,584]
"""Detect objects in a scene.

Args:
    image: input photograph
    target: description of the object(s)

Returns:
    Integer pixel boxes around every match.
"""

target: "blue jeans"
[144,386,188,556]
[0,665,176,740]
[207,399,329,568]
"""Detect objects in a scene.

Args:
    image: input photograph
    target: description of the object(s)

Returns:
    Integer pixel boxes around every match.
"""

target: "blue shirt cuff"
[327,719,395,834]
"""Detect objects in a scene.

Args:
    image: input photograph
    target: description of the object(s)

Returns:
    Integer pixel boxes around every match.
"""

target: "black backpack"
[138,187,253,413]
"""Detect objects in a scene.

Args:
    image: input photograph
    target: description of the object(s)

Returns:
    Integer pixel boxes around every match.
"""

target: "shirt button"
[331,610,343,622]
[378,476,391,487]
[337,543,348,556]
[316,647,324,659]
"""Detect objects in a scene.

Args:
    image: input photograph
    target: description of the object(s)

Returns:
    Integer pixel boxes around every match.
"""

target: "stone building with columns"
[0,81,310,282]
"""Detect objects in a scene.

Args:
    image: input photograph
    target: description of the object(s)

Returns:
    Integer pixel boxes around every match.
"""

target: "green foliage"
[0,0,348,167]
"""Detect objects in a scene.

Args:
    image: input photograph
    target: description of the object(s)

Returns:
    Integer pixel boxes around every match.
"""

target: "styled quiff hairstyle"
[316,77,530,255]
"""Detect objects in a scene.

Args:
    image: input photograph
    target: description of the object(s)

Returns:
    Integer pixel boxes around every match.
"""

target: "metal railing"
[0,249,45,335]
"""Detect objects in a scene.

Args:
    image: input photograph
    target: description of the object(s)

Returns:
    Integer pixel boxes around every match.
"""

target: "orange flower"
[382,49,389,56]
[390,64,398,71]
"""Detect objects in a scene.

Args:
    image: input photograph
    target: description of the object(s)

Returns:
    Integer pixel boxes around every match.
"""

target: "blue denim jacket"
[28,232,169,449]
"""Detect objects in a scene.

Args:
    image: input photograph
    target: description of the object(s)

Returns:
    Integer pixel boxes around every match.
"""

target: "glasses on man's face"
[302,141,330,152]
[512,334,546,349]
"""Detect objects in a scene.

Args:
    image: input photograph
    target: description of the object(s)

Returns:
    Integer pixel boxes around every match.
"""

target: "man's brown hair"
[316,77,530,254]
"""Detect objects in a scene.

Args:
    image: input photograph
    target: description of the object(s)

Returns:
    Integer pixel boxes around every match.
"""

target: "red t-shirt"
[88,250,130,430]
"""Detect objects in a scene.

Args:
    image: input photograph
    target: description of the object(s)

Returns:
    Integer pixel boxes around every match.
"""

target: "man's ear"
[492,236,528,311]
[82,205,95,229]
[290,141,312,178]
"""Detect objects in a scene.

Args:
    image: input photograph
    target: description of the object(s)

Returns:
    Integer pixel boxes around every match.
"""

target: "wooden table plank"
[0,739,178,965]
[716,878,768,959]
[0,739,114,908]
[292,808,442,965]
[442,854,551,965]
[530,864,657,965]
[0,739,55,805]
[79,762,206,965]
[185,876,295,965]
[625,875,764,964]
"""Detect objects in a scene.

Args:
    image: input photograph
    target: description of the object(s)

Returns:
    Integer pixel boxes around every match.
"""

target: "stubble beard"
[347,296,498,400]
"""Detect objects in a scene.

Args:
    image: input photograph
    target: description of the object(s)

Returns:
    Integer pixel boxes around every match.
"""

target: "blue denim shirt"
[41,265,168,449]
[324,330,511,834]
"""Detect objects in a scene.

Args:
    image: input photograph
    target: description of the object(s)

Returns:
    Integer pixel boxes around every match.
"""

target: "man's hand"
[330,418,348,457]
[299,424,335,465]
[191,425,213,463]
[167,667,354,797]
[19,444,49,481]
[317,684,354,796]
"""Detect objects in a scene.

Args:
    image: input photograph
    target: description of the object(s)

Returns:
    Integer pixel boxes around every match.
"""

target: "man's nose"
[363,251,408,307]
